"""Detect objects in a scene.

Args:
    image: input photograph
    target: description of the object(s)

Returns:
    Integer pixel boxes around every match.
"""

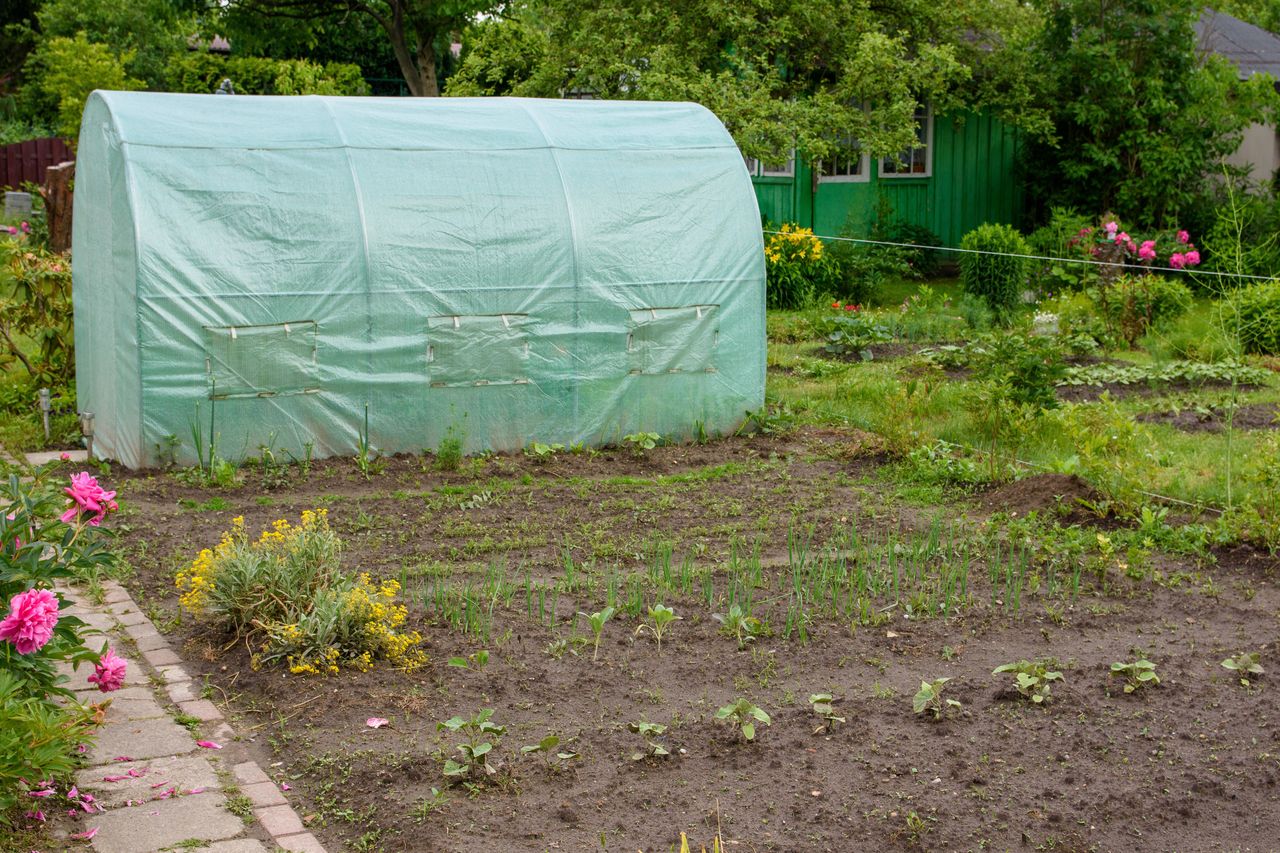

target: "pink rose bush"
[0,588,60,654]
[87,648,127,692]
[61,473,118,527]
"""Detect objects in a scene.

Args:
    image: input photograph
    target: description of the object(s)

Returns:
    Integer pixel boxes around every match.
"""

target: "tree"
[221,0,498,95]
[23,33,144,141]
[1022,0,1280,227]
[447,0,1050,165]
[34,0,194,89]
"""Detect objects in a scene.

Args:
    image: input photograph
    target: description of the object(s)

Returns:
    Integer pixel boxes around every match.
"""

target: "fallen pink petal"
[66,786,78,800]
[186,787,206,795]
[126,767,148,778]
[280,782,291,791]
[112,756,133,762]
[28,789,54,798]
[24,810,46,822]
[155,787,176,800]
[150,780,170,788]
[102,775,127,782]
[196,740,222,749]
[365,717,389,729]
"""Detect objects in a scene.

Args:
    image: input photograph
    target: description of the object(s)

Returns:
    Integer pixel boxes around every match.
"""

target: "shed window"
[818,132,868,183]
[427,314,529,387]
[204,321,318,399]
[881,105,932,177]
[627,305,719,374]
[743,150,795,178]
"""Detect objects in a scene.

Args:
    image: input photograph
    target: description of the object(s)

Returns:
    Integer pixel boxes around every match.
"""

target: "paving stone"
[76,755,221,808]
[86,791,242,853]
[275,833,327,853]
[115,610,151,627]
[254,805,303,837]
[189,841,270,853]
[155,664,191,684]
[143,647,182,668]
[26,448,85,464]
[88,715,197,764]
[124,621,160,642]
[132,632,169,652]
[103,693,167,722]
[233,762,271,787]
[168,681,199,703]
[103,588,132,604]
[179,699,222,722]
[241,781,287,808]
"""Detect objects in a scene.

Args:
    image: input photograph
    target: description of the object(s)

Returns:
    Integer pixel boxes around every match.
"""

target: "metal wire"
[762,229,1279,284]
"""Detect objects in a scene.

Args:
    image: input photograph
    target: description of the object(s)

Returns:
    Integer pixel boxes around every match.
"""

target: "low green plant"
[1109,659,1160,693]
[1222,279,1280,355]
[438,708,506,780]
[447,650,490,671]
[634,603,680,651]
[819,310,892,361]
[527,442,565,459]
[578,606,615,662]
[714,698,771,742]
[808,693,845,731]
[713,603,765,649]
[628,721,670,760]
[520,733,579,769]
[354,403,384,478]
[1093,273,1192,347]
[959,223,1032,319]
[1221,652,1264,687]
[436,429,463,471]
[411,787,449,820]
[622,432,660,452]
[992,659,1063,704]
[913,677,961,720]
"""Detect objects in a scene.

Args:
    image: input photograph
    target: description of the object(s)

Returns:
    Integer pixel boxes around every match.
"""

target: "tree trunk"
[41,161,75,255]
[379,5,439,96]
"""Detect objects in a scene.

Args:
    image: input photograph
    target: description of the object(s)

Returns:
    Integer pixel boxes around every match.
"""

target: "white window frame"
[817,132,869,183]
[880,106,933,179]
[743,149,795,179]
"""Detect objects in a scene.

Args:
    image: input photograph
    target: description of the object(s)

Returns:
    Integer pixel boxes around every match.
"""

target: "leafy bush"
[0,671,96,813]
[1221,280,1280,355]
[1093,273,1193,347]
[1,235,75,384]
[819,310,891,360]
[1026,207,1095,293]
[165,51,369,96]
[883,222,944,278]
[176,511,427,674]
[969,331,1066,410]
[21,33,143,140]
[764,224,840,309]
[959,223,1032,317]
[1140,310,1238,363]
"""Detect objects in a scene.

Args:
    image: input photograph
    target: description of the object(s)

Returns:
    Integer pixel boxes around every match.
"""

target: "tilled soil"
[105,431,1280,852]
[1135,401,1280,433]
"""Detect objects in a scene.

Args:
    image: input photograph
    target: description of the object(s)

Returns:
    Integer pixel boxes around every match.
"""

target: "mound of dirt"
[977,473,1104,524]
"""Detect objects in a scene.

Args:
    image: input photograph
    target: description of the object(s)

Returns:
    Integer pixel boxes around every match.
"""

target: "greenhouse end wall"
[72,93,765,468]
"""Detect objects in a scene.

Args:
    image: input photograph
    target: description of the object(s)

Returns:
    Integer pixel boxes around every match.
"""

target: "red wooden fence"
[0,137,73,190]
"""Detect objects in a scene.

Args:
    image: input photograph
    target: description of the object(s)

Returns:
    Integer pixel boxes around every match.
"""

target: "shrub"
[764,223,839,309]
[1093,273,1193,347]
[1026,206,1095,294]
[165,51,369,96]
[1221,280,1280,355]
[1140,307,1237,363]
[883,222,944,278]
[959,223,1032,317]
[176,511,427,674]
[969,331,1066,410]
[0,235,75,384]
[21,33,144,140]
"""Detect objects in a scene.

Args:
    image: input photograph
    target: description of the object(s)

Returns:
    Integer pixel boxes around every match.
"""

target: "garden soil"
[104,430,1280,852]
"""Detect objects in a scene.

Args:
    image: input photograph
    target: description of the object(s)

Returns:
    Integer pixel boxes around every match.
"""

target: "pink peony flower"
[20,221,30,233]
[88,648,127,692]
[1177,229,1189,244]
[5,226,15,236]
[61,473,118,527]
[0,589,59,654]
[1117,232,1130,244]
[1104,221,1118,235]
[1184,250,1200,266]
[1126,241,1137,253]
[60,452,70,461]
[1138,240,1157,261]
[1169,253,1186,269]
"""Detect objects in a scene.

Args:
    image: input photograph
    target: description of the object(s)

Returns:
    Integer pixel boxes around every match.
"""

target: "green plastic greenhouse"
[72,92,765,468]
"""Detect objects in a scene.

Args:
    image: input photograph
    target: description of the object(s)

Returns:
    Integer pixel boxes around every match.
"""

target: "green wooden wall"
[752,110,1022,248]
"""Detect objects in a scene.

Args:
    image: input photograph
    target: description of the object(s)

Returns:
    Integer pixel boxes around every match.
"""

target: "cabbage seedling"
[713,603,764,649]
[1221,652,1264,687]
[628,721,671,760]
[715,698,771,742]
[438,708,506,780]
[520,734,579,769]
[1110,659,1160,693]
[635,603,680,651]
[913,678,961,720]
[992,659,1063,704]
[578,606,615,661]
[808,693,845,732]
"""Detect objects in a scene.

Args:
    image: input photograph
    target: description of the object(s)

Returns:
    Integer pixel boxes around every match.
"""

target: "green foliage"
[448,15,556,97]
[912,677,961,719]
[165,51,369,96]
[713,602,765,649]
[34,0,191,88]
[577,605,615,661]
[903,440,987,488]
[1221,651,1264,687]
[1140,309,1239,363]
[1201,185,1280,280]
[1027,206,1096,293]
[714,697,770,742]
[436,432,464,471]
[520,733,578,768]
[992,659,1063,704]
[1109,659,1160,693]
[959,223,1032,316]
[882,221,945,279]
[0,118,54,146]
[1059,359,1271,388]
[820,311,892,360]
[808,693,845,730]
[622,432,660,452]
[22,33,143,140]
[1221,280,1280,355]
[1093,274,1192,347]
[447,650,489,671]
[438,708,506,780]
[0,670,96,813]
[0,235,74,385]
[634,603,679,652]
[764,224,839,310]
[627,721,670,760]
[1047,397,1157,511]
[1023,0,1280,226]
[969,331,1066,410]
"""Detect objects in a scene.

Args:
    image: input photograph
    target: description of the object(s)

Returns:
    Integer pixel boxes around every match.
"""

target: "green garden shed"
[72,92,765,468]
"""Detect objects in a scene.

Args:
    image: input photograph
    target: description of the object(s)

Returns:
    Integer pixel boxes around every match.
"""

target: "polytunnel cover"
[72,92,765,468]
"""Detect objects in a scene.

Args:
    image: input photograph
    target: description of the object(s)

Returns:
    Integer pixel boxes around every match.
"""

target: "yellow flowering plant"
[176,511,426,675]
[764,223,840,310]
